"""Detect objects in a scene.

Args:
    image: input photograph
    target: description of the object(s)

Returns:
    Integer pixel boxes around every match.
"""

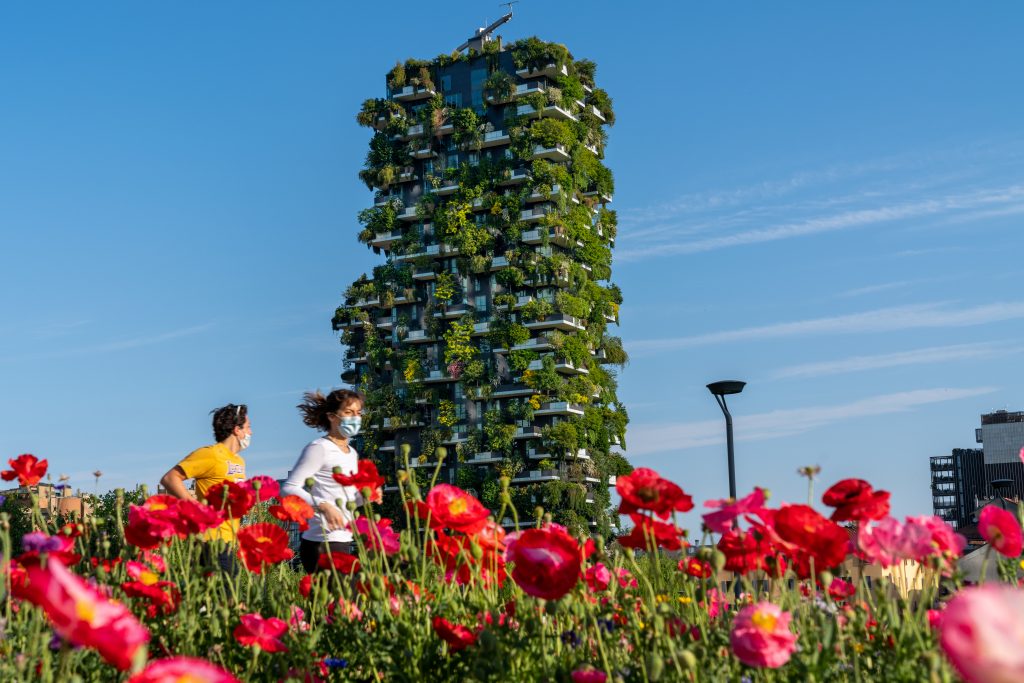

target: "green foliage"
[442,319,476,366]
[450,108,481,150]
[484,409,517,455]
[543,420,580,456]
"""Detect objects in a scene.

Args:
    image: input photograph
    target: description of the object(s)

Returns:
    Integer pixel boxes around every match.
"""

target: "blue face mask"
[338,416,362,438]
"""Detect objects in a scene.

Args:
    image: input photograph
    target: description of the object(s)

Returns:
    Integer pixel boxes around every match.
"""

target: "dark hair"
[298,389,364,431]
[211,404,248,442]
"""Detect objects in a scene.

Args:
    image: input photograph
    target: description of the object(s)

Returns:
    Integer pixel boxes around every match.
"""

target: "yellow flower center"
[751,609,777,633]
[448,498,468,516]
[75,599,96,623]
[139,570,159,586]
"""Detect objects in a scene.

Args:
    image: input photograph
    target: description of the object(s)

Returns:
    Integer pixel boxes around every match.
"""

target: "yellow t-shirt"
[176,443,246,543]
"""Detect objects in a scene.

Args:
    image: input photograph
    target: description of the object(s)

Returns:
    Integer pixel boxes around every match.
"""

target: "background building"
[931,409,1024,543]
[333,26,629,536]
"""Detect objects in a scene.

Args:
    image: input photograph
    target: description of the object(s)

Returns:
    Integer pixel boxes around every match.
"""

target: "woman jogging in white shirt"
[281,389,365,573]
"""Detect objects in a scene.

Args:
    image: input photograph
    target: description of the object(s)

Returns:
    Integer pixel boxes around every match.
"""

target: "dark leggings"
[299,538,355,574]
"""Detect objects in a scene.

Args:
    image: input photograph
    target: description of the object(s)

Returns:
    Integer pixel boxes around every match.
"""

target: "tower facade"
[333,37,630,536]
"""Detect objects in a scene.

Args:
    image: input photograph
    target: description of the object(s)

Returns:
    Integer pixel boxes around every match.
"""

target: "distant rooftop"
[981,410,1024,425]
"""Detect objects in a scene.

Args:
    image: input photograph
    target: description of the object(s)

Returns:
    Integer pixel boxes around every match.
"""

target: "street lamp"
[707,380,746,500]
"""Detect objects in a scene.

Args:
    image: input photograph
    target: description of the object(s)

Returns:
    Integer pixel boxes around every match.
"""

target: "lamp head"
[707,380,746,396]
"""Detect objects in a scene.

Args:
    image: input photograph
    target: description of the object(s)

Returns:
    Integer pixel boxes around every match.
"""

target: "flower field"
[2,450,1023,682]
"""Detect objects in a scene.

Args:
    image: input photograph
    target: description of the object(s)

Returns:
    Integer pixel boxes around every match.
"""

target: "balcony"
[490,255,509,269]
[374,194,401,207]
[469,451,503,464]
[514,425,542,440]
[411,146,435,160]
[397,206,419,222]
[521,227,572,248]
[512,470,561,483]
[515,63,569,79]
[535,401,585,416]
[608,475,617,487]
[404,329,433,343]
[530,144,571,162]
[500,168,531,185]
[514,82,546,98]
[399,123,424,140]
[433,181,460,196]
[375,317,395,330]
[516,103,577,122]
[392,85,436,102]
[378,440,396,452]
[527,185,561,203]
[582,189,613,204]
[556,359,588,375]
[481,130,511,148]
[398,170,418,183]
[443,432,470,445]
[525,314,587,332]
[433,302,470,319]
[370,230,403,249]
[472,321,490,335]
[417,368,456,384]
[511,335,553,352]
[520,206,553,223]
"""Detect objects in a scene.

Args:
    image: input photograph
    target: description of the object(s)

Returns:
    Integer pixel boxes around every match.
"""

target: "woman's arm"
[280,442,327,507]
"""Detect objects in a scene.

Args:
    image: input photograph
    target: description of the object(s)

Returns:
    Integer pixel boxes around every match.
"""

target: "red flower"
[242,475,280,502]
[318,552,361,574]
[127,657,241,683]
[233,613,288,653]
[298,574,314,599]
[1,453,48,487]
[353,517,401,555]
[505,526,581,600]
[124,496,180,550]
[616,468,694,519]
[702,488,767,534]
[773,504,850,578]
[584,563,612,591]
[822,479,890,522]
[717,522,786,576]
[432,616,478,652]
[174,500,224,536]
[617,513,687,552]
[426,484,491,534]
[121,580,181,617]
[14,557,149,670]
[236,523,294,573]
[680,557,713,578]
[332,460,385,503]
[978,505,1023,558]
[270,495,315,532]
[205,481,256,519]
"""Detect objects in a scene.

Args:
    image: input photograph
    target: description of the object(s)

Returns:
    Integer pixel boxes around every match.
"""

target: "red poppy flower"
[1,454,48,487]
[90,557,122,573]
[236,523,294,573]
[978,505,1023,558]
[317,552,361,574]
[426,484,491,534]
[617,513,687,552]
[174,500,224,536]
[432,616,478,652]
[332,460,385,503]
[505,526,581,600]
[679,557,713,578]
[406,500,444,529]
[124,497,180,550]
[822,479,890,522]
[242,475,280,502]
[773,504,850,577]
[298,574,314,599]
[616,468,694,519]
[205,481,256,519]
[233,613,288,653]
[127,657,241,683]
[353,517,401,555]
[14,557,149,670]
[121,580,181,617]
[584,563,612,591]
[60,522,85,539]
[717,523,786,576]
[270,495,315,532]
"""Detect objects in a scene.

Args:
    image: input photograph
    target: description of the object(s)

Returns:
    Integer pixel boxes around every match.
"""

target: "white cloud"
[628,301,1024,354]
[617,184,1024,261]
[627,387,997,456]
[768,342,1022,380]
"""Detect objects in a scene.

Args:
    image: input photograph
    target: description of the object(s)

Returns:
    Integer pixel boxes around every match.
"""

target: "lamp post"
[707,380,746,500]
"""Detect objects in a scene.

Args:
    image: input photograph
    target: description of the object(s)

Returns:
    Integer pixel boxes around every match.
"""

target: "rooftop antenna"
[455,2,517,53]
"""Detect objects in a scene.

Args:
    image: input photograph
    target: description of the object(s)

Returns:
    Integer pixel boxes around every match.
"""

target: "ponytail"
[297,389,364,432]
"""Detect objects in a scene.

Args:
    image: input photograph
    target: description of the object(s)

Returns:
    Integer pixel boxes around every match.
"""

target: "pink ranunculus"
[730,602,799,668]
[978,505,1023,559]
[571,665,608,683]
[939,584,1024,683]
[584,563,611,592]
[127,657,241,683]
[702,487,767,534]
[904,515,966,568]
[856,517,911,567]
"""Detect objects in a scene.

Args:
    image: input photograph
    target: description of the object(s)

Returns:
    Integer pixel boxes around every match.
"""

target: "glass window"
[444,92,462,108]
[441,75,452,92]
[470,67,487,109]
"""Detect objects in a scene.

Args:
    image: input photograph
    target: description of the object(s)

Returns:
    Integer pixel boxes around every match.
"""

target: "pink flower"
[856,517,912,567]
[584,563,611,592]
[615,567,638,589]
[939,584,1024,683]
[127,657,241,683]
[353,517,401,555]
[979,505,1023,559]
[904,515,966,568]
[571,666,608,683]
[702,488,767,534]
[704,588,728,619]
[730,602,799,668]
[233,613,288,653]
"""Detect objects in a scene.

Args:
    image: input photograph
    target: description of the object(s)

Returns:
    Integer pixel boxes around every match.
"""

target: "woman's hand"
[317,502,347,531]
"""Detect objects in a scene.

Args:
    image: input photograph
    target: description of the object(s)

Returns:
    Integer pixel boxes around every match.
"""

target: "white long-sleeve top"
[281,437,360,543]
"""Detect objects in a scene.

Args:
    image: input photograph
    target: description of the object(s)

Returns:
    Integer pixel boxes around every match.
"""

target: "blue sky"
[1,2,1022,524]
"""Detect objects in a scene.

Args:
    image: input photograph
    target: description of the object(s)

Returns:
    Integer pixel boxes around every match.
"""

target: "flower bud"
[346,501,358,512]
[250,479,262,490]
[819,570,834,589]
[534,506,545,520]
[469,540,484,561]
[680,649,697,671]
[305,477,316,490]
[645,652,664,681]
[400,443,411,458]
[436,447,447,461]
[696,546,714,562]
[710,550,726,572]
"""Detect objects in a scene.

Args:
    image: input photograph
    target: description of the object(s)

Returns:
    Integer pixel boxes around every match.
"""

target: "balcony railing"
[524,314,587,331]
[481,130,511,147]
[530,144,571,162]
[515,63,569,79]
[516,103,577,122]
[392,85,436,101]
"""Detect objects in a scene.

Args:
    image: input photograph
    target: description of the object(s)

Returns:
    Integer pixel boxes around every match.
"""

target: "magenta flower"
[584,563,611,592]
[571,666,608,683]
[353,517,401,555]
[702,488,767,534]
[856,517,912,567]
[939,584,1024,683]
[978,505,1023,558]
[904,515,966,568]
[730,602,798,668]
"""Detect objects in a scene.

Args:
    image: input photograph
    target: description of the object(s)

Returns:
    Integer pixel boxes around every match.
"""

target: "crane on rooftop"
[455,2,517,53]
